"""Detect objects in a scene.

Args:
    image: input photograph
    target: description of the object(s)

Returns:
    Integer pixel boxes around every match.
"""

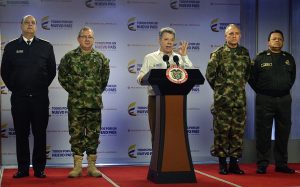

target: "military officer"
[1,15,56,178]
[58,26,110,178]
[249,30,296,174]
[206,24,251,175]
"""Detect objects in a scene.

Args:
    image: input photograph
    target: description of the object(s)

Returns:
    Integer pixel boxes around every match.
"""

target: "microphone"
[163,55,170,68]
[173,55,179,66]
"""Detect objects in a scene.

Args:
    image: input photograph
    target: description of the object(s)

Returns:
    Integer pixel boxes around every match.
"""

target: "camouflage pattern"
[68,108,101,156]
[58,47,110,109]
[206,43,251,158]
[58,47,110,156]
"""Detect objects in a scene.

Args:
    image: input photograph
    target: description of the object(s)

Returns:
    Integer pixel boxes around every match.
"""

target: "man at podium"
[137,27,193,145]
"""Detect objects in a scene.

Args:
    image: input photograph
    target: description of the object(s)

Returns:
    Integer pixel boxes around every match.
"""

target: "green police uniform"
[206,43,251,158]
[58,47,110,156]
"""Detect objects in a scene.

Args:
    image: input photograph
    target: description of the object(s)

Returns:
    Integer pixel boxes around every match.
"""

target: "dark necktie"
[27,40,31,45]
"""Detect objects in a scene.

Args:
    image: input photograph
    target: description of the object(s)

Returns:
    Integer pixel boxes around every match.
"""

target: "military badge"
[285,60,290,65]
[261,63,272,68]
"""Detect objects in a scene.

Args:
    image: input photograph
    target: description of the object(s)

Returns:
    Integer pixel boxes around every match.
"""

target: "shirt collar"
[75,47,95,55]
[156,49,176,57]
[22,36,34,43]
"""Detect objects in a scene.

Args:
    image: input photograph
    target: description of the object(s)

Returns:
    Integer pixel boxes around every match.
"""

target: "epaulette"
[38,38,51,43]
[213,46,224,53]
[210,46,223,58]
[282,51,292,57]
[256,50,268,56]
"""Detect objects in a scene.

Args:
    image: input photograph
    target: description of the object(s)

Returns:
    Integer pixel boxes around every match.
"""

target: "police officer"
[58,26,110,178]
[1,15,56,178]
[249,30,296,174]
[206,24,251,175]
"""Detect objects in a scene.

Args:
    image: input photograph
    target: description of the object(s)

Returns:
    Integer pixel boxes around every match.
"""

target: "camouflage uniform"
[206,43,251,158]
[58,47,110,156]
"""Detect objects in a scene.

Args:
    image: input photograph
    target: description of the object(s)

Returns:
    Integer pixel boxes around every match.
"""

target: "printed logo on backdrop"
[50,107,68,116]
[85,0,116,8]
[1,35,8,52]
[46,145,51,159]
[95,41,117,51]
[127,43,157,48]
[128,144,137,158]
[170,0,200,9]
[187,42,200,52]
[187,126,200,135]
[50,148,72,159]
[126,0,157,4]
[101,126,117,136]
[127,60,145,89]
[1,125,17,137]
[128,128,150,133]
[1,81,8,94]
[52,43,73,49]
[85,21,117,26]
[128,60,142,74]
[187,107,201,111]
[170,23,201,27]
[128,102,148,116]
[210,2,240,6]
[41,16,73,30]
[128,144,152,158]
[41,0,72,3]
[127,17,158,31]
[0,0,29,6]
[173,42,200,52]
[190,85,200,94]
[104,84,117,94]
[210,18,239,32]
[1,124,8,138]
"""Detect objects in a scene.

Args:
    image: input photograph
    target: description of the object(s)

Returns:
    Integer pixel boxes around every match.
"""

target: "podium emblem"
[166,65,188,84]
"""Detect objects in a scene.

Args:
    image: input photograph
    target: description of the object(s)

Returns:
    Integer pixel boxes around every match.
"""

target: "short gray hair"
[159,27,176,39]
[78,26,94,37]
[21,15,36,24]
[225,24,240,34]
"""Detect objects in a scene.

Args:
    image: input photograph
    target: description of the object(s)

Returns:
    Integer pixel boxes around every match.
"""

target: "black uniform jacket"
[1,36,56,96]
[249,49,296,97]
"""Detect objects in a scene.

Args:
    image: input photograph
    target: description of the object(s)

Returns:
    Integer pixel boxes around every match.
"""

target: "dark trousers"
[255,94,292,167]
[11,93,49,172]
[148,96,156,145]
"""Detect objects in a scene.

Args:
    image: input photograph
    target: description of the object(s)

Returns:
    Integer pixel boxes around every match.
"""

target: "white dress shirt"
[22,36,33,45]
[137,50,193,95]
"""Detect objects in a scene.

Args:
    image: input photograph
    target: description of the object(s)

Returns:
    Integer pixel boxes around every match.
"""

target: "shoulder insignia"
[213,46,223,53]
[210,53,217,58]
[257,50,269,56]
[39,38,49,43]
[282,51,292,57]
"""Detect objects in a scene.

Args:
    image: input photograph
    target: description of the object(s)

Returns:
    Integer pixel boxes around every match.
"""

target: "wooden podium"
[141,69,205,183]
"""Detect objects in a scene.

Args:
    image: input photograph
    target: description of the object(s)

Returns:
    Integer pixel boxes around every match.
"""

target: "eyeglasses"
[79,35,94,40]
